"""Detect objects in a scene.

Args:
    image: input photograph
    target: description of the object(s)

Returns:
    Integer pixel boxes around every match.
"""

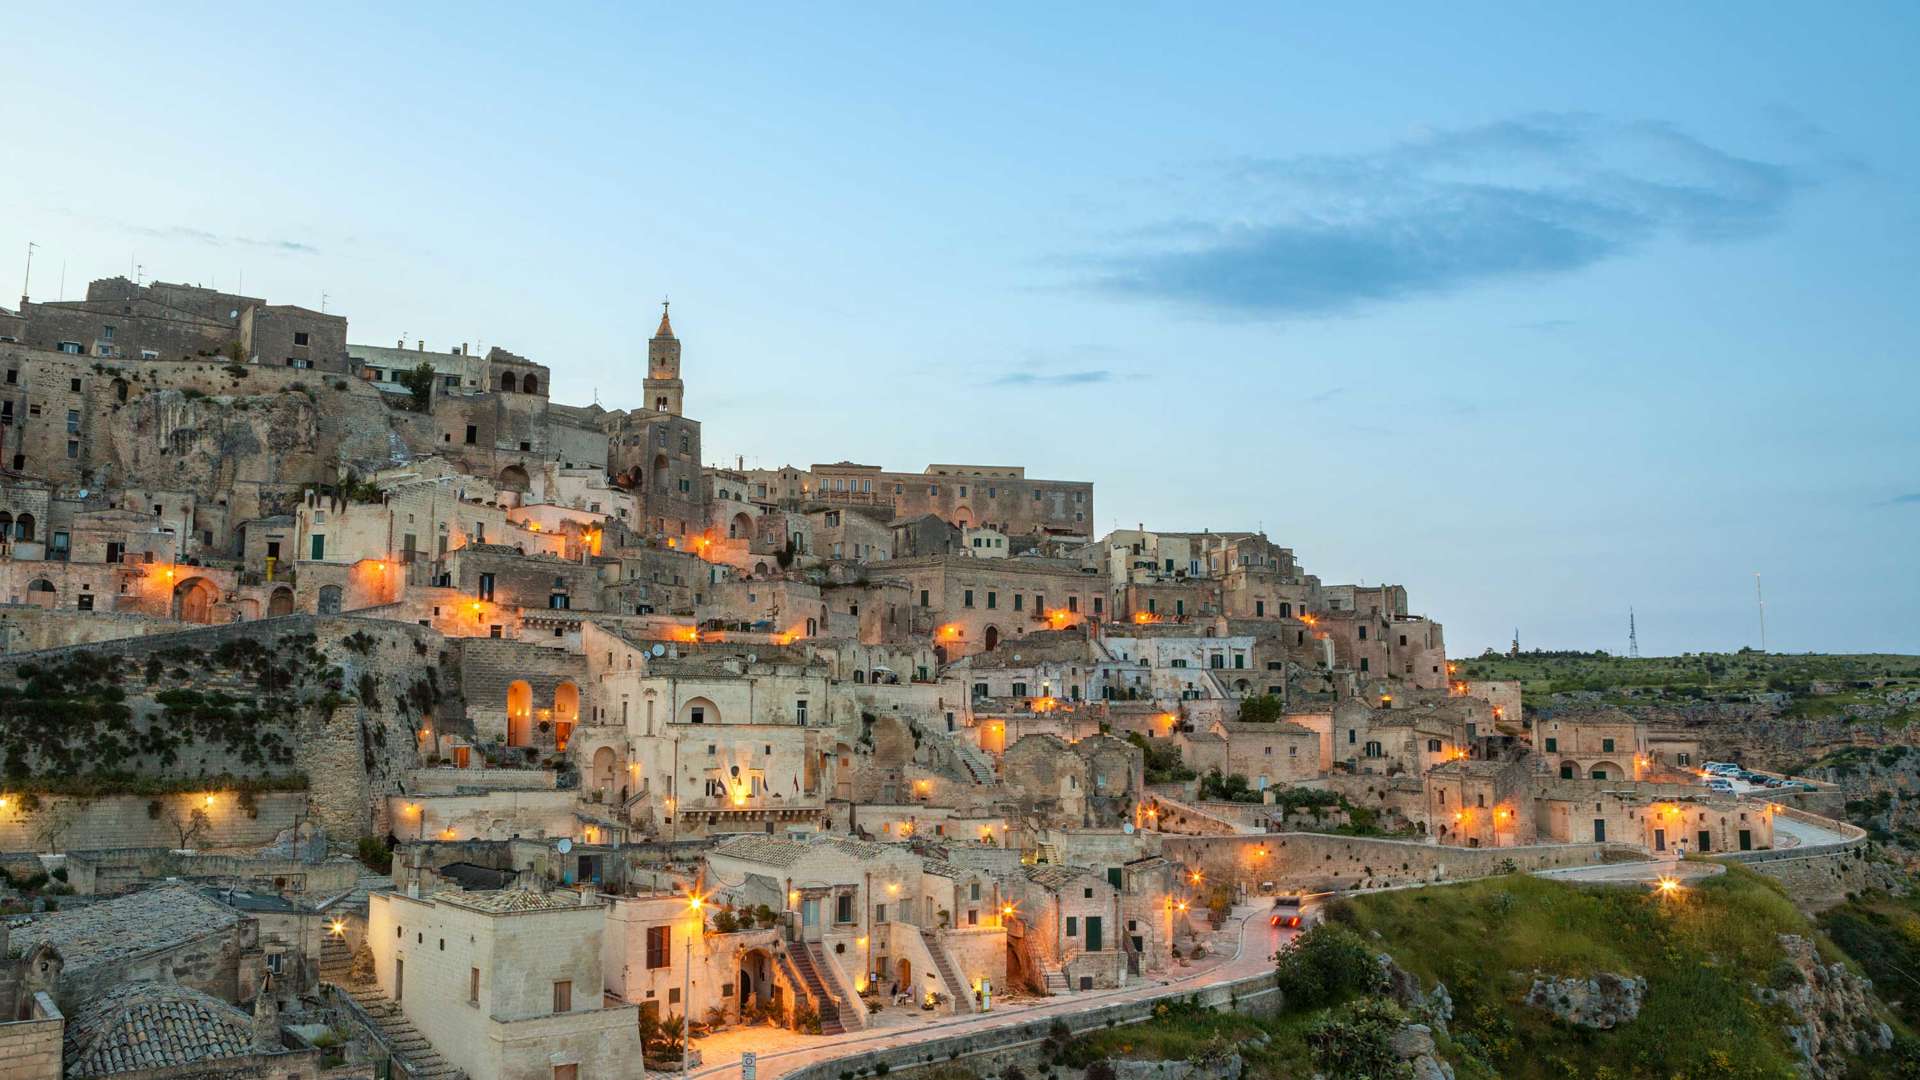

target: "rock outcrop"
[1521,971,1646,1030]
[1752,933,1892,1078]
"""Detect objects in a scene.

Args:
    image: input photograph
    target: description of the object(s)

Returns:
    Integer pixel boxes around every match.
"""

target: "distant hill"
[1454,651,1920,722]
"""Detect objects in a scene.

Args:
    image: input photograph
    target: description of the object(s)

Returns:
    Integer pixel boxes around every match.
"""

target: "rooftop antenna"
[1754,573,1767,652]
[1628,607,1640,659]
[20,240,36,304]
[135,262,144,285]
[321,291,329,314]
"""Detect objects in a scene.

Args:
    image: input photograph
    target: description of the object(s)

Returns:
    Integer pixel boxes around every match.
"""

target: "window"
[1358,625,1367,640]
[964,589,974,608]
[836,893,854,922]
[919,590,929,607]
[1066,916,1078,936]
[689,706,705,724]
[1255,601,1264,617]
[1013,682,1027,698]
[1093,597,1102,614]
[986,591,996,609]
[66,409,79,433]
[973,682,988,698]
[464,424,477,445]
[646,926,670,969]
[1399,634,1408,646]
[553,980,572,1012]
[555,1066,578,1080]
[1427,739,1441,752]
[478,573,495,600]
[294,331,311,346]
[67,440,79,458]
[1544,737,1557,752]
[470,968,481,1003]
[101,325,115,341]
[795,699,809,725]
[1602,738,1615,753]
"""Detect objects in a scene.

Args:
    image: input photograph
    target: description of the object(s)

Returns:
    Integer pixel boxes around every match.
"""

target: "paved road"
[1773,813,1853,849]
[684,907,1291,1080]
[1533,860,1725,884]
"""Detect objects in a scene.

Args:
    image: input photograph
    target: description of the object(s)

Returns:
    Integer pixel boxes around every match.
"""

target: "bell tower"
[645,299,684,416]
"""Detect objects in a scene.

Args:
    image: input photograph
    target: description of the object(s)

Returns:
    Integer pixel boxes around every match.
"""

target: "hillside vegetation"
[1455,651,1920,719]
[1044,869,1913,1080]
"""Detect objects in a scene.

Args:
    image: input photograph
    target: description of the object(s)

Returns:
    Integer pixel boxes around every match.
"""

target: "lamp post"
[685,894,702,1080]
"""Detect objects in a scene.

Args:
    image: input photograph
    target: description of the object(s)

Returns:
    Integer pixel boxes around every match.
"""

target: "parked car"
[1707,779,1736,793]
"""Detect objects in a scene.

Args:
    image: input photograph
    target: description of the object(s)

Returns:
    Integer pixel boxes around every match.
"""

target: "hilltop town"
[0,277,1901,1079]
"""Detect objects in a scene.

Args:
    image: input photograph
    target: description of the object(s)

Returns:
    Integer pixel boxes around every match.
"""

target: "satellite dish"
[228,309,239,319]
[745,653,758,665]
[555,838,573,853]
[650,644,666,657]
[1123,822,1135,834]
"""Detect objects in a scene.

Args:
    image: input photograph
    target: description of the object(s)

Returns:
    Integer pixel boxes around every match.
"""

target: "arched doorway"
[172,577,219,623]
[984,625,1000,651]
[894,957,912,996]
[506,681,533,746]
[553,682,580,750]
[729,512,753,540]
[592,747,617,800]
[498,465,530,493]
[952,506,974,527]
[738,949,774,1014]
[317,584,342,615]
[267,587,295,617]
[26,579,56,608]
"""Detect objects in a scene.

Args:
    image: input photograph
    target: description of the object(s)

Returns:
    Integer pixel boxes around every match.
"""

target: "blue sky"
[3,4,1916,655]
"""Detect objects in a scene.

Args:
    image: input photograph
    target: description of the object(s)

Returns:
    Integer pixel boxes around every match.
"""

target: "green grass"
[1063,868,1898,1080]
[1454,652,1920,712]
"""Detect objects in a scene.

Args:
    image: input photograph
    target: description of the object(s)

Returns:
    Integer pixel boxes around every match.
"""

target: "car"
[1762,777,1785,788]
[1707,779,1735,793]
[1270,895,1304,929]
[1703,762,1739,775]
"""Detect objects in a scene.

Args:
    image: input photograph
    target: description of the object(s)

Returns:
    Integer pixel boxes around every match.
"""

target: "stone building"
[366,888,641,1080]
[811,462,1094,538]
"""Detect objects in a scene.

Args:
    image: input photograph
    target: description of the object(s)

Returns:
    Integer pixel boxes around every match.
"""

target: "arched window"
[14,513,33,542]
[500,371,516,391]
[522,374,538,395]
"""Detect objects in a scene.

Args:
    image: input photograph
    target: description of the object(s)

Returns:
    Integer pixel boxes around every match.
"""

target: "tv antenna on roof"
[1754,573,1767,653]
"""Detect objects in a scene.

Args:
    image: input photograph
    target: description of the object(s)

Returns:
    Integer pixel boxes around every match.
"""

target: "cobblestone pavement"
[680,906,1291,1080]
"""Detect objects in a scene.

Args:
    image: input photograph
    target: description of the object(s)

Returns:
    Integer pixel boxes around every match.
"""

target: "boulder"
[1521,971,1647,1030]
[1753,934,1893,1079]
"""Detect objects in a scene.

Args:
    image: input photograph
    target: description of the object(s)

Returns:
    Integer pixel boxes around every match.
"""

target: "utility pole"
[20,241,36,306]
[1629,608,1640,659]
[1754,573,1767,653]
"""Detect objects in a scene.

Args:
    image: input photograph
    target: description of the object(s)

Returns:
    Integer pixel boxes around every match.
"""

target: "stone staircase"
[1038,961,1070,995]
[952,738,998,784]
[318,936,352,983]
[780,945,846,1035]
[339,982,464,1080]
[920,929,975,1012]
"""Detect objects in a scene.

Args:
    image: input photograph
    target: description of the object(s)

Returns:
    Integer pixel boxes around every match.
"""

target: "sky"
[2,4,1916,656]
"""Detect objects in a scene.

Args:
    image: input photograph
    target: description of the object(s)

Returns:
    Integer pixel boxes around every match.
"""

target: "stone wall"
[0,792,307,854]
[0,995,62,1080]
[1160,831,1609,893]
[64,848,360,896]
[0,604,187,653]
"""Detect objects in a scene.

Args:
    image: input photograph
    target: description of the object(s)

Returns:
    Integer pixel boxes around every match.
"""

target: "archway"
[498,465,530,493]
[680,696,720,725]
[172,577,219,623]
[13,513,32,541]
[652,454,669,491]
[506,681,533,746]
[500,371,516,391]
[984,625,1000,651]
[234,598,260,621]
[267,586,295,617]
[26,579,56,608]
[553,682,580,750]
[592,747,617,800]
[738,948,774,1013]
[1589,762,1621,781]
[895,957,911,995]
[317,584,343,615]
[952,506,974,527]
[1234,679,1250,693]
[0,513,12,540]
[753,562,769,578]
[730,512,754,540]
[521,374,539,395]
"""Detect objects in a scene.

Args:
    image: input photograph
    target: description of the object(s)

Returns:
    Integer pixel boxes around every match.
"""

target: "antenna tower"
[1629,608,1640,659]
[1754,573,1767,652]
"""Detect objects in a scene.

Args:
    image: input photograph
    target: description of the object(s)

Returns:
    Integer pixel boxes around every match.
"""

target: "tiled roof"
[1022,864,1093,890]
[710,834,892,868]
[10,886,239,974]
[438,888,590,914]
[65,981,257,1078]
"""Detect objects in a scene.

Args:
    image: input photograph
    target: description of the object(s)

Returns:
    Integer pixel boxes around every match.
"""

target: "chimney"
[462,342,469,356]
[417,340,424,352]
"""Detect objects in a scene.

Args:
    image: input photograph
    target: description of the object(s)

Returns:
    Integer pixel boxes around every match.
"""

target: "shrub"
[356,835,393,874]
[1275,925,1386,1011]
[1083,1061,1115,1080]
[1305,997,1409,1079]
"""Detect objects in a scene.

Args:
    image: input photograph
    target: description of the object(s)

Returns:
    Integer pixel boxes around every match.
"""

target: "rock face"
[1388,1023,1455,1080]
[1753,933,1893,1079]
[1110,1054,1242,1080]
[1521,971,1647,1030]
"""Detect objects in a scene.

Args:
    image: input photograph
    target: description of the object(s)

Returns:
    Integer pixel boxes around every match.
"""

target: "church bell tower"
[645,300,684,416]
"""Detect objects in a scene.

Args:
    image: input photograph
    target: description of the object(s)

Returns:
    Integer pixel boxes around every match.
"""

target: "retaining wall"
[0,791,307,854]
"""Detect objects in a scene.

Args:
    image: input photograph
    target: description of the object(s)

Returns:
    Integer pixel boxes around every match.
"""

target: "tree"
[1306,997,1412,1079]
[1238,694,1284,723]
[165,806,210,849]
[1276,925,1387,1011]
[394,363,436,413]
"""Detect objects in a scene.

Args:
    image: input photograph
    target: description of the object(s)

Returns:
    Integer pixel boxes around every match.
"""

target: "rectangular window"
[77,593,94,611]
[310,534,325,560]
[919,589,929,607]
[986,591,996,609]
[66,409,79,433]
[470,968,480,1003]
[647,926,670,969]
[464,424,478,445]
[1602,738,1615,753]
[478,573,495,600]
[964,589,974,608]
[1544,737,1557,752]
[294,331,311,346]
[795,700,808,725]
[553,980,572,1012]
[1066,916,1078,936]
[836,893,853,923]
